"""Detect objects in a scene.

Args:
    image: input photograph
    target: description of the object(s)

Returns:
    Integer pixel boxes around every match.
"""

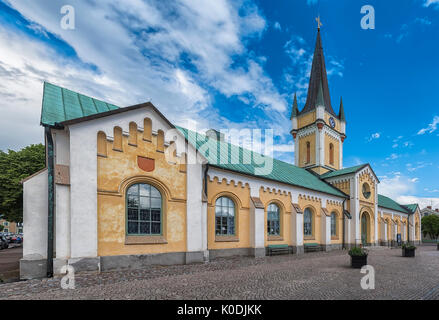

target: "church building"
[20,28,422,280]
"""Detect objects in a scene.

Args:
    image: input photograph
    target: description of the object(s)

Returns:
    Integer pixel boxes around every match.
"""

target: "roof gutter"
[45,126,55,278]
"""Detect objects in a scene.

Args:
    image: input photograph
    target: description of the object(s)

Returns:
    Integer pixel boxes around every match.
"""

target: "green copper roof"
[39,83,347,198]
[41,82,120,126]
[177,127,347,198]
[378,194,409,214]
[403,204,419,213]
[320,164,367,179]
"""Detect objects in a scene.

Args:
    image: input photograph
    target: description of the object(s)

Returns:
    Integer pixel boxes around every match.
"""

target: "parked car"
[4,234,12,243]
[11,235,22,244]
[0,236,8,249]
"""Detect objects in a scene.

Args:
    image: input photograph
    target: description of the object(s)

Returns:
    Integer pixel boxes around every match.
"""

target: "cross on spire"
[316,16,323,29]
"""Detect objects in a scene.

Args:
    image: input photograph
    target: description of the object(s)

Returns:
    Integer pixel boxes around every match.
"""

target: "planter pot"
[350,255,368,268]
[402,248,415,257]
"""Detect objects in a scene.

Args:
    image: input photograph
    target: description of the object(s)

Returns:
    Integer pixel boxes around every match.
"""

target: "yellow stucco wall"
[298,195,322,244]
[97,119,187,256]
[331,180,350,195]
[324,134,340,170]
[298,133,316,167]
[0,219,18,233]
[358,172,376,204]
[324,112,340,132]
[206,176,251,250]
[259,189,292,246]
[326,201,343,244]
[297,110,316,128]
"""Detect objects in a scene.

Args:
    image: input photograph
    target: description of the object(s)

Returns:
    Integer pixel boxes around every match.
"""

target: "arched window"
[267,203,280,236]
[306,142,311,164]
[329,143,334,165]
[331,212,337,237]
[126,183,162,235]
[304,208,313,237]
[215,197,235,236]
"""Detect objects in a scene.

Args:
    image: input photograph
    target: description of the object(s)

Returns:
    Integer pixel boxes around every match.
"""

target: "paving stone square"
[1,245,438,300]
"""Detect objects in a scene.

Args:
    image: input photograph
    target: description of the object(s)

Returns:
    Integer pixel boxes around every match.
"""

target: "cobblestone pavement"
[1,245,438,300]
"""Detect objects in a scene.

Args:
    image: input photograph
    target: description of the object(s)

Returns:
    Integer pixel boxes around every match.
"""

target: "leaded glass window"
[215,197,235,236]
[267,203,280,236]
[304,208,312,236]
[331,212,337,236]
[126,183,162,235]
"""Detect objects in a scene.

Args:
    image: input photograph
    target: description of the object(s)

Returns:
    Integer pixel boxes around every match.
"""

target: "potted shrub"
[402,243,416,257]
[349,247,368,268]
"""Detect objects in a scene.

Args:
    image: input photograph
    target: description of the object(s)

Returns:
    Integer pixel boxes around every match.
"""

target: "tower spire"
[339,97,345,122]
[290,93,299,119]
[301,27,336,116]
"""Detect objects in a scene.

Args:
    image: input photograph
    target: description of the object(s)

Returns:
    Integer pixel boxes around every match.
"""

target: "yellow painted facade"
[326,201,344,244]
[206,176,251,250]
[259,189,292,247]
[297,110,316,128]
[0,219,20,233]
[324,112,340,132]
[96,117,187,256]
[298,133,316,167]
[298,195,322,244]
[324,134,340,170]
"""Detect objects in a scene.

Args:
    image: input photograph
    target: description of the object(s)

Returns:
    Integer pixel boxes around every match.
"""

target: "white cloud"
[1,0,289,150]
[282,35,344,104]
[424,0,439,8]
[273,21,281,31]
[406,162,432,172]
[366,132,380,142]
[417,116,439,134]
[306,0,319,5]
[398,196,439,210]
[379,173,416,201]
[385,153,400,160]
[379,172,439,209]
[414,17,432,25]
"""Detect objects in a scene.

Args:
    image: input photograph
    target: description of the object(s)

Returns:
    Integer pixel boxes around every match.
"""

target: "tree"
[421,215,439,240]
[0,144,46,223]
[0,225,4,232]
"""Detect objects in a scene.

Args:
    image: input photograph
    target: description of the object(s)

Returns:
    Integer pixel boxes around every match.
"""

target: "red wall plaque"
[137,156,155,172]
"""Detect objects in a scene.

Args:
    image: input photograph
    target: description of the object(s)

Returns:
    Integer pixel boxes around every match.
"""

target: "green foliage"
[0,225,3,232]
[0,144,46,223]
[402,243,416,250]
[348,247,368,256]
[421,215,439,241]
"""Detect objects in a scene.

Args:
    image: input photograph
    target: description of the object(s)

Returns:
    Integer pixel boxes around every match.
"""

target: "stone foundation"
[20,259,47,280]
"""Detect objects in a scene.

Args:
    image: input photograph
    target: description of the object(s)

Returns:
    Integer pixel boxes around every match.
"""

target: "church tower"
[291,27,346,175]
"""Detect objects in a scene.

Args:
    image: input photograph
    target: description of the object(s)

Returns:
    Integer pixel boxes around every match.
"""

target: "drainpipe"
[342,199,346,250]
[203,164,209,197]
[45,127,55,278]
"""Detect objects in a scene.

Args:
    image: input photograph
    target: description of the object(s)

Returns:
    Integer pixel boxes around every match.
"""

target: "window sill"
[304,236,315,240]
[125,236,167,245]
[215,236,239,242]
[331,236,339,241]
[268,236,283,241]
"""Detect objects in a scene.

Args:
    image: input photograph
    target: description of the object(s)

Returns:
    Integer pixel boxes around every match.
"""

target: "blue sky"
[0,0,438,207]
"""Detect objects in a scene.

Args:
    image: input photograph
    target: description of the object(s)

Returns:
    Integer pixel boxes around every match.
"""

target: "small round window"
[362,183,371,199]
